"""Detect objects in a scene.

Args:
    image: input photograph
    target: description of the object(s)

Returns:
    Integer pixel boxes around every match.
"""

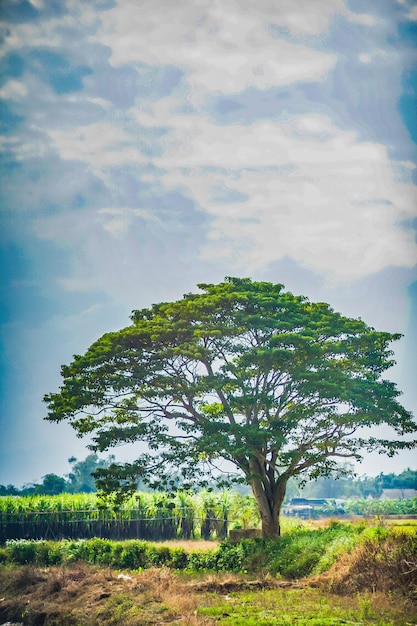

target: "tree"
[44,277,416,537]
[34,474,68,496]
[0,484,19,496]
[379,468,417,490]
[67,453,115,493]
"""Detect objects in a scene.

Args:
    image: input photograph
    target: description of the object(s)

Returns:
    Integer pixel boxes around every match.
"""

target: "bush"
[324,532,417,599]
[225,522,367,579]
[117,543,148,569]
[0,521,389,579]
[6,539,38,564]
[167,547,188,569]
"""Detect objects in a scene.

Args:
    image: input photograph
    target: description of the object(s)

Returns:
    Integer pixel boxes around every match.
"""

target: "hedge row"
[0,522,386,578]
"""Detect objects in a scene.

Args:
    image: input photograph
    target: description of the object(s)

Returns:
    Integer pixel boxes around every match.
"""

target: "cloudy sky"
[1,0,416,488]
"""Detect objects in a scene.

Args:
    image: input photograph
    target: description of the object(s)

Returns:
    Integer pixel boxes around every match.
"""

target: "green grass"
[197,587,416,625]
[1,520,414,582]
[0,518,416,625]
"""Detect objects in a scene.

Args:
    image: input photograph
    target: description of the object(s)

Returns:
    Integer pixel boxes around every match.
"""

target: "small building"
[290,498,329,506]
[283,497,339,518]
[379,488,417,500]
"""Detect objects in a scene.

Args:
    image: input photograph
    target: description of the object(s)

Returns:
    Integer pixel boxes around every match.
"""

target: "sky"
[0,0,416,488]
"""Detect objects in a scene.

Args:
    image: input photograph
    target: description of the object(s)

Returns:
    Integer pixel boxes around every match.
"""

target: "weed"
[357,593,374,620]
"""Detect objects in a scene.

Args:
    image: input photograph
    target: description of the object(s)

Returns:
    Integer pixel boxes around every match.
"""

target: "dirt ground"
[0,563,286,625]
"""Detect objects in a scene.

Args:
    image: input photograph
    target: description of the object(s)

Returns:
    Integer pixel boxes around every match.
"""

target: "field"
[0,491,259,543]
[0,520,416,625]
[1,491,417,545]
[1,494,416,624]
[1,563,416,625]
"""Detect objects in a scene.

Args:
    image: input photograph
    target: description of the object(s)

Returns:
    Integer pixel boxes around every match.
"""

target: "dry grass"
[0,563,202,625]
[310,533,417,603]
[0,564,256,625]
[1,561,416,626]
[0,564,305,625]
[148,539,219,552]
[1,531,416,625]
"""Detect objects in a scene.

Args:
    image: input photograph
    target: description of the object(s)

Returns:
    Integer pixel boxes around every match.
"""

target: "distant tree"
[0,484,19,496]
[44,277,417,537]
[395,468,417,489]
[303,475,379,499]
[379,469,417,490]
[18,474,68,496]
[357,475,381,498]
[35,473,68,495]
[67,454,115,493]
[300,476,344,499]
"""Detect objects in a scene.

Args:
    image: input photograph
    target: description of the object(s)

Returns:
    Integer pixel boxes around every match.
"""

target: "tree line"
[291,468,417,499]
[1,453,415,501]
[0,454,114,496]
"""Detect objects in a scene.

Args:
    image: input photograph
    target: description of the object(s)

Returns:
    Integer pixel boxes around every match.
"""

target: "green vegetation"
[0,521,415,625]
[44,277,416,538]
[196,587,415,626]
[3,465,417,506]
[343,496,417,517]
[1,521,414,582]
[1,490,417,544]
[285,496,417,518]
[0,490,260,543]
[3,465,417,501]
[290,468,417,500]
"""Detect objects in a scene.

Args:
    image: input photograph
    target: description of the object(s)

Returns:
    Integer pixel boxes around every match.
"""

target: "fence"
[0,508,229,542]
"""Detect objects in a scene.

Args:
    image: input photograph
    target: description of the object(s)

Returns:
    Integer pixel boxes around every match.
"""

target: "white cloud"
[0,79,27,100]
[0,135,20,150]
[0,4,98,59]
[400,161,416,170]
[11,0,415,287]
[139,111,417,284]
[0,21,48,58]
[269,0,343,35]
[95,0,338,94]
[98,207,159,238]
[347,11,375,26]
[268,0,374,35]
[46,96,417,284]
[47,122,147,173]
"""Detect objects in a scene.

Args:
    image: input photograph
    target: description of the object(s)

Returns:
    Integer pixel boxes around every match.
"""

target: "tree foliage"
[67,453,115,493]
[44,278,416,536]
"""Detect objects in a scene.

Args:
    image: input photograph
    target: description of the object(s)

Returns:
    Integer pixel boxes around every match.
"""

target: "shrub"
[1,520,392,580]
[324,532,417,599]
[6,539,38,564]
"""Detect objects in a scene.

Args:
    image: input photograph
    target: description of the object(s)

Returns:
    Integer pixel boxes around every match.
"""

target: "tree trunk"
[260,509,281,538]
[250,473,287,538]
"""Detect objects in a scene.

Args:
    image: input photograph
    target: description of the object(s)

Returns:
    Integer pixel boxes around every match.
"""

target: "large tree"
[44,278,416,537]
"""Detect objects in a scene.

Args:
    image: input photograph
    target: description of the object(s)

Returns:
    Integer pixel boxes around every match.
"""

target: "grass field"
[0,563,416,625]
[0,520,416,625]
[1,491,416,544]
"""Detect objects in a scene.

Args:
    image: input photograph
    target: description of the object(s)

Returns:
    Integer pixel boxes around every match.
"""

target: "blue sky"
[1,0,416,487]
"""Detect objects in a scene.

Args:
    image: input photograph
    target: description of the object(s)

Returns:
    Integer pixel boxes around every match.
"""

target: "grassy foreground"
[0,521,416,625]
[0,563,415,625]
